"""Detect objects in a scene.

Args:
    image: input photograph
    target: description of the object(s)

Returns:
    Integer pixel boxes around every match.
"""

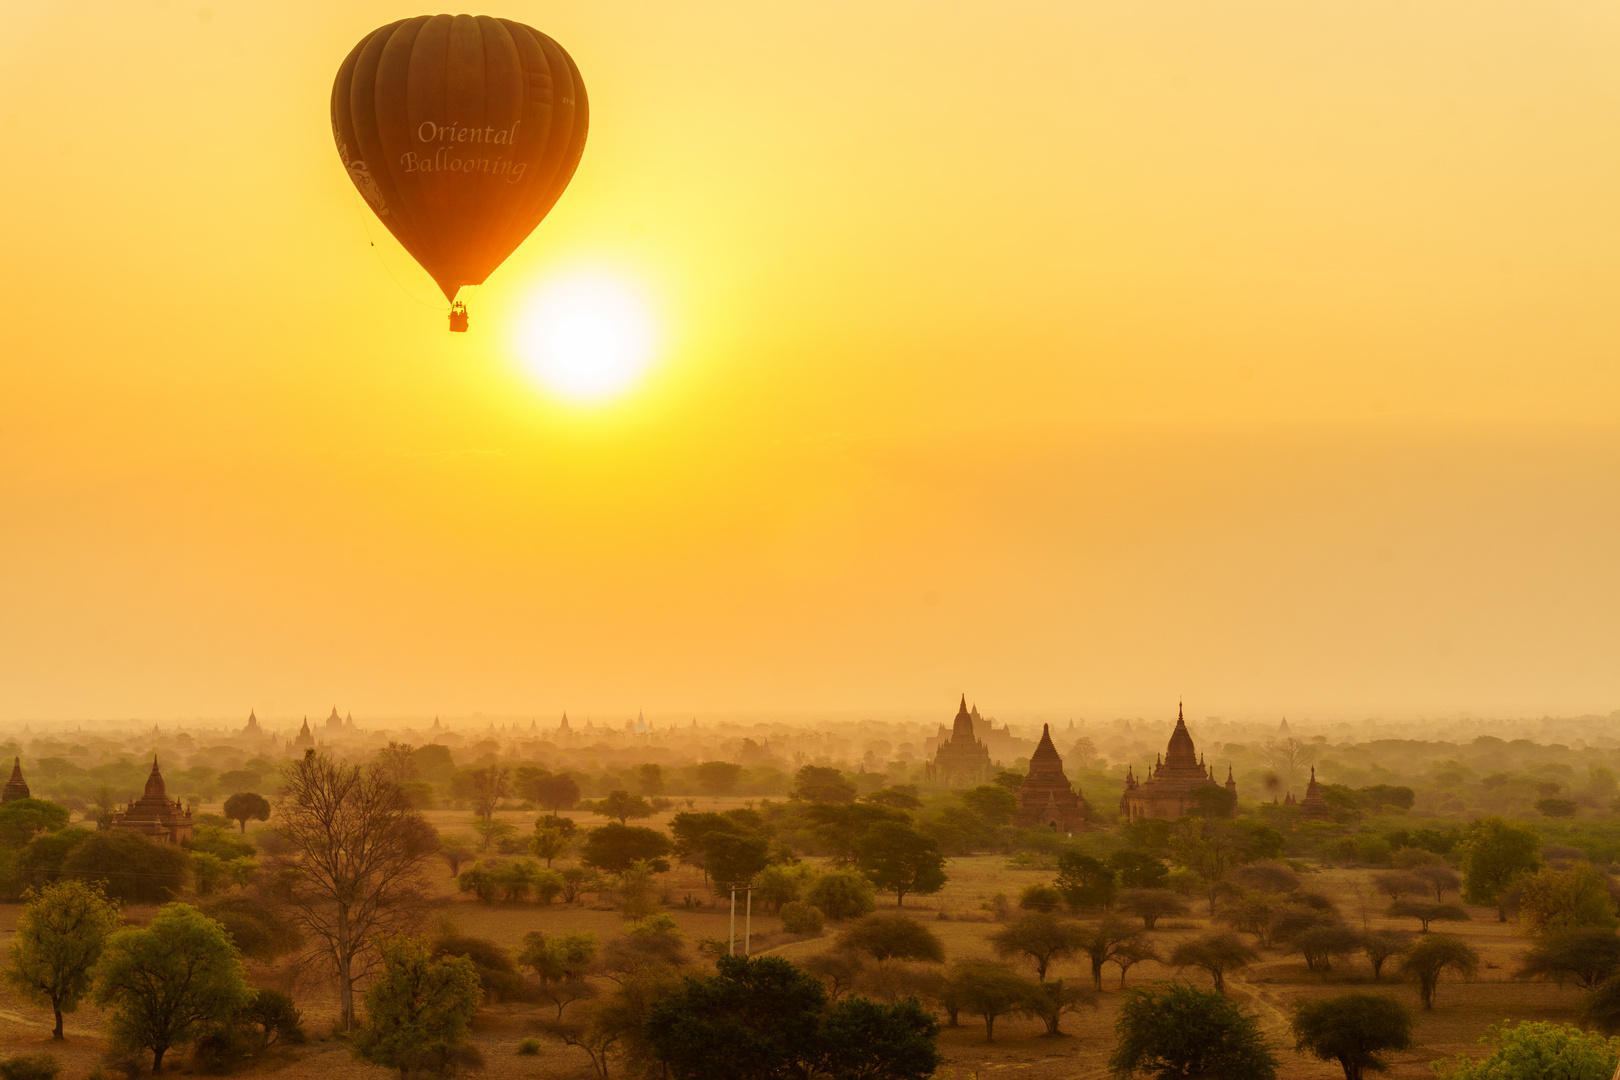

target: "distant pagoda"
[2,758,30,803]
[1011,725,1086,831]
[1119,703,1235,821]
[1296,767,1333,821]
[109,758,194,845]
[925,695,993,788]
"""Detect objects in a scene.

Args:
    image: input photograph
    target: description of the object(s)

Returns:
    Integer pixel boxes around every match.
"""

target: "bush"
[59,831,188,904]
[0,1055,61,1080]
[1433,1021,1619,1080]
[781,901,825,935]
[1019,883,1063,913]
[805,870,876,920]
[837,914,945,963]
[195,895,301,963]
[516,1039,541,1056]
[433,935,525,1003]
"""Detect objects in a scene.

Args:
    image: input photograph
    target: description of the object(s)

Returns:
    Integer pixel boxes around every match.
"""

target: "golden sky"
[2,1,1618,721]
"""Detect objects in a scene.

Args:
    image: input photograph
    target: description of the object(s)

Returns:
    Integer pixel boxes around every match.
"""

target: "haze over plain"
[1,1,1617,720]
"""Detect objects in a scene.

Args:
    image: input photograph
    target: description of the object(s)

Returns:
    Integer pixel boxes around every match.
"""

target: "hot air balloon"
[331,15,588,332]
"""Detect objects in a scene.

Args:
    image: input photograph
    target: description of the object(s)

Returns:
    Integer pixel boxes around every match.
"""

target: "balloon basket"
[448,302,469,333]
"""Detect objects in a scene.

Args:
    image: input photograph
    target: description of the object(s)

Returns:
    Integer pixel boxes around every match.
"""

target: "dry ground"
[0,803,1593,1078]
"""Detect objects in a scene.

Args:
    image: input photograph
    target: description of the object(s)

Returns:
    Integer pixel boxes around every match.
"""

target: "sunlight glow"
[515,272,657,403]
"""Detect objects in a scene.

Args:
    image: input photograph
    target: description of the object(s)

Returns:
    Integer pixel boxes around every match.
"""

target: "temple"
[294,717,315,750]
[925,695,994,787]
[109,758,194,844]
[2,758,30,802]
[1119,703,1236,821]
[1296,767,1333,821]
[1011,724,1086,831]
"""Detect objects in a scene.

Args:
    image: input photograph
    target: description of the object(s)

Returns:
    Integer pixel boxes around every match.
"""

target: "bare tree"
[469,765,511,821]
[269,751,438,1030]
[375,742,417,785]
[1260,737,1314,788]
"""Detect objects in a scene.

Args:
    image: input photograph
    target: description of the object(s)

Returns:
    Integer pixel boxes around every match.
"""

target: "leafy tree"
[269,751,438,1030]
[465,765,510,821]
[1401,934,1479,1009]
[13,828,92,893]
[457,862,498,904]
[1111,849,1170,890]
[92,903,249,1073]
[433,935,525,1002]
[806,869,877,920]
[991,912,1085,982]
[1187,785,1237,819]
[694,761,744,798]
[637,763,665,798]
[530,773,582,815]
[1387,900,1471,933]
[1111,937,1161,989]
[581,823,673,874]
[754,863,811,913]
[0,799,70,849]
[863,786,924,810]
[781,901,825,934]
[838,913,945,963]
[1517,929,1620,990]
[222,792,270,834]
[438,834,476,877]
[1434,1021,1620,1080]
[1361,930,1412,981]
[520,932,598,1017]
[1026,977,1096,1036]
[643,955,939,1080]
[352,935,481,1078]
[1458,817,1542,921]
[702,831,770,887]
[802,949,865,1003]
[1077,917,1151,991]
[470,816,516,853]
[856,822,946,906]
[1372,872,1426,902]
[616,860,661,921]
[59,830,187,905]
[960,785,1017,826]
[1119,888,1188,930]
[1169,932,1259,994]
[1170,820,1249,915]
[1018,882,1062,912]
[946,959,1038,1042]
[6,880,121,1039]
[530,822,570,867]
[805,803,913,867]
[1110,982,1277,1080]
[793,765,857,804]
[1537,797,1580,818]
[1409,863,1462,902]
[595,790,655,825]
[1291,993,1412,1080]
[1055,851,1117,911]
[1289,926,1364,973]
[195,895,302,964]
[1518,863,1620,935]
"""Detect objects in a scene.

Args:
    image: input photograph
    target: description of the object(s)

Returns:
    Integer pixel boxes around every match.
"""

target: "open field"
[0,799,1594,1079]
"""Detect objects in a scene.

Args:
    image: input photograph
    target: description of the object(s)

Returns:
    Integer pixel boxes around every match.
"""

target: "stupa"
[2,758,30,803]
[925,695,993,788]
[1011,725,1086,831]
[1118,703,1235,821]
[1296,767,1333,821]
[109,758,194,845]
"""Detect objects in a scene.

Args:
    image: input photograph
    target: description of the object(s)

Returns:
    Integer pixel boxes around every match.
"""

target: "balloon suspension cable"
[346,190,447,311]
[448,301,469,333]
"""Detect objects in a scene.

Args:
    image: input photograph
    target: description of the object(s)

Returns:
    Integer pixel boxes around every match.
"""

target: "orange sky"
[2,1,1618,722]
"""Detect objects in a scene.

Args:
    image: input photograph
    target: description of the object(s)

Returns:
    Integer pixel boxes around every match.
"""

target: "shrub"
[837,914,945,963]
[59,831,188,905]
[516,1039,541,1056]
[0,1055,61,1080]
[1433,1021,1619,1080]
[781,901,825,935]
[1019,883,1063,913]
[1291,993,1412,1080]
[432,936,525,1003]
[1110,982,1277,1079]
[805,870,876,920]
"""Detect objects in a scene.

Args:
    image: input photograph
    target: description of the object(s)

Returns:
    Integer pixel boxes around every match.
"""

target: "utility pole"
[728,881,756,957]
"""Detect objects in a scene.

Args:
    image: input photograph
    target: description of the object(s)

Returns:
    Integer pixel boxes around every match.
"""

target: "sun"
[515,272,657,403]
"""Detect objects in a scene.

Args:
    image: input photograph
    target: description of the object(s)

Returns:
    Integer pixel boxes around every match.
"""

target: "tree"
[1170,819,1248,915]
[1291,993,1412,1080]
[1409,863,1462,902]
[991,912,1085,982]
[960,785,1017,826]
[1537,797,1580,818]
[1169,932,1259,994]
[1026,977,1096,1036]
[470,817,516,853]
[643,955,939,1080]
[1111,938,1161,989]
[1020,883,1063,913]
[352,935,481,1079]
[1458,817,1541,921]
[793,765,857,804]
[1371,872,1426,903]
[222,792,270,834]
[702,831,770,887]
[946,959,1038,1042]
[1401,934,1479,1009]
[0,799,70,849]
[1119,888,1189,930]
[530,822,571,867]
[59,830,188,905]
[694,761,743,798]
[1077,917,1151,992]
[1518,863,1620,935]
[856,822,946,907]
[196,895,302,964]
[1517,928,1620,990]
[1361,930,1412,982]
[530,773,581,815]
[806,870,877,920]
[804,803,912,867]
[1433,1021,1620,1080]
[6,880,121,1039]
[1188,785,1238,819]
[520,932,598,1019]
[754,863,810,913]
[595,790,655,825]
[637,763,665,798]
[375,742,417,785]
[836,913,945,963]
[269,751,438,1030]
[466,765,510,821]
[92,904,250,1073]
[1110,849,1170,890]
[581,823,673,874]
[1260,737,1314,788]
[1387,900,1470,933]
[802,949,864,1003]
[1110,982,1278,1080]
[863,787,924,810]
[438,834,476,877]
[1289,926,1364,973]
[1055,851,1117,911]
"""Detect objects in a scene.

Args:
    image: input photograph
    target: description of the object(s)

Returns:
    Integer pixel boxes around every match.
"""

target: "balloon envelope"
[332,15,588,301]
